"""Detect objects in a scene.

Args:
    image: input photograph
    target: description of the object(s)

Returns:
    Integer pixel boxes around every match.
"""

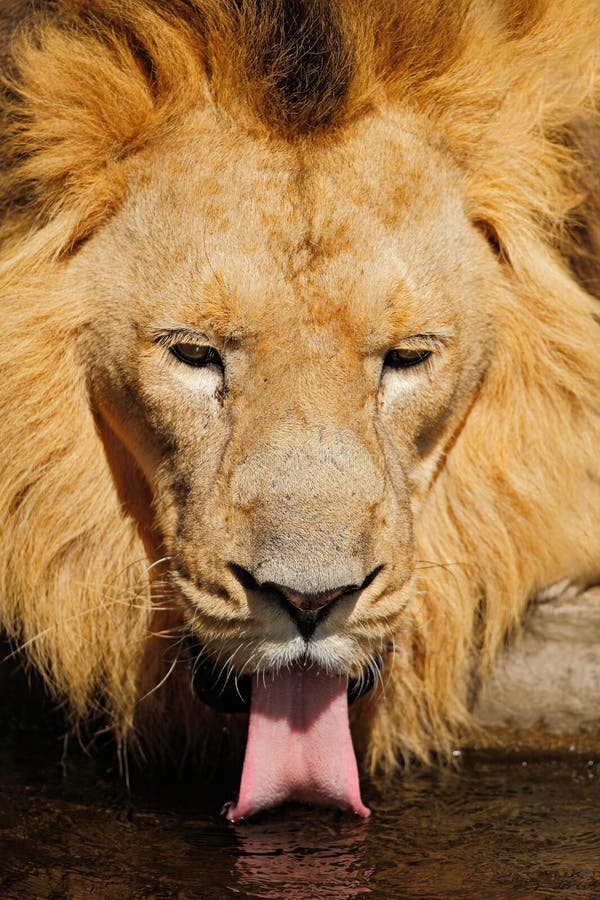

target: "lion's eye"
[170,343,223,368]
[384,348,432,369]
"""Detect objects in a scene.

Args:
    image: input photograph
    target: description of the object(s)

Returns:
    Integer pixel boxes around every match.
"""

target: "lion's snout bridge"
[224,427,389,622]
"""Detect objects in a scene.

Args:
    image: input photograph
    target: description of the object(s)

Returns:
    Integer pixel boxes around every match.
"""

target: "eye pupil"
[384,348,432,369]
[171,343,222,368]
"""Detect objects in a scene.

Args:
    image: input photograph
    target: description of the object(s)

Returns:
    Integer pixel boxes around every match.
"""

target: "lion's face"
[75,107,496,679]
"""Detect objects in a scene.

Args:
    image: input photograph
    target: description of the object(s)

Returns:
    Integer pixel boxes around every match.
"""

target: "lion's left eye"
[384,348,432,369]
[170,344,223,368]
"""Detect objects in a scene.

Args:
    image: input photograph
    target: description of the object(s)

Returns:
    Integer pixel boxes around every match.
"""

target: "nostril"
[230,563,261,593]
[360,564,385,592]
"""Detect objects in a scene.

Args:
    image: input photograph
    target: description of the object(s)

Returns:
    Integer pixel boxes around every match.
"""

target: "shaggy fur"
[0,0,599,771]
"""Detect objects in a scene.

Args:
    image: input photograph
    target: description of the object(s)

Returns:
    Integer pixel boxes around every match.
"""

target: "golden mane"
[1,0,599,768]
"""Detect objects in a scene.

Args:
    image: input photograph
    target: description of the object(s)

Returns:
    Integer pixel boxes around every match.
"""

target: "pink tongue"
[225,665,370,822]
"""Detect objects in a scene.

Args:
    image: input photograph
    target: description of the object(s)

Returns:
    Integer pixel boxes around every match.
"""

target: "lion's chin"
[223,664,371,822]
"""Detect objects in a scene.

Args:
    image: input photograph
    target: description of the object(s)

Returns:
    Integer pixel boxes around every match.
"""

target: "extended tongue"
[225,664,370,821]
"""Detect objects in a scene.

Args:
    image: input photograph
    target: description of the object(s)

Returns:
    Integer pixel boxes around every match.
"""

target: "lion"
[1,0,599,819]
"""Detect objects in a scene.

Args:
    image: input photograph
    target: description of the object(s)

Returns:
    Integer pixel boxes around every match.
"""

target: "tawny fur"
[0,0,599,772]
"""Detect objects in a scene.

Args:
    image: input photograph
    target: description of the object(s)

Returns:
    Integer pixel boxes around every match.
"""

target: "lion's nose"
[269,583,356,640]
[230,564,383,640]
[274,583,355,613]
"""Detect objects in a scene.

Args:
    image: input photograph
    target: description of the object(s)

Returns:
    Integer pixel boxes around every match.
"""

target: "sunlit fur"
[1,0,599,771]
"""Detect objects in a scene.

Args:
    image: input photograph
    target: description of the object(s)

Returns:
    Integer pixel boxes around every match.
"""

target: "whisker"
[137,653,180,702]
[6,591,180,659]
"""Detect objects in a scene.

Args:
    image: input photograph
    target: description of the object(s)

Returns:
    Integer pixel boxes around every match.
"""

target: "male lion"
[1,0,599,819]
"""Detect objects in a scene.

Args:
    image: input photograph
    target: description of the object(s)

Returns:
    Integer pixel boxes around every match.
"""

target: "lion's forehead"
[112,109,470,342]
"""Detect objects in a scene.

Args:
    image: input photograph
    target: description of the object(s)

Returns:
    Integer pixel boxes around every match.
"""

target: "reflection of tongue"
[225,665,370,821]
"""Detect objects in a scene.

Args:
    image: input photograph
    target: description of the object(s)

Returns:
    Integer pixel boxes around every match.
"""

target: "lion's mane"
[1,0,599,768]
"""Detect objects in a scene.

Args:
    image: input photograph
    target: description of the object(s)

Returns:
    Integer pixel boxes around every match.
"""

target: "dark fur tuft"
[239,0,355,133]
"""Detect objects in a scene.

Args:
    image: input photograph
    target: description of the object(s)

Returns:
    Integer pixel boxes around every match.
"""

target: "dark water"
[0,728,598,900]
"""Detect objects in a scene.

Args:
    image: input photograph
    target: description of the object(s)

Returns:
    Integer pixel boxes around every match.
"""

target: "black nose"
[230,564,383,640]
[268,582,358,640]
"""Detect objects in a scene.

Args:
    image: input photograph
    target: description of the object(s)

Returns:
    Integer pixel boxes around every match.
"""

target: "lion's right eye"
[384,348,432,369]
[170,344,223,368]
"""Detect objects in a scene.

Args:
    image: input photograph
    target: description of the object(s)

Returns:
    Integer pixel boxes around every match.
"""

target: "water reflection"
[230,810,372,899]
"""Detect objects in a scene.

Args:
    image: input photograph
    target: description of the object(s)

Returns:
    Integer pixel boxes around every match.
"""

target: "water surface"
[0,726,598,899]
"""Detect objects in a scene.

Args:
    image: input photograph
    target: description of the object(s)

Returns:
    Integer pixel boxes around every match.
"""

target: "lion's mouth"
[183,635,383,714]
[183,635,382,820]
